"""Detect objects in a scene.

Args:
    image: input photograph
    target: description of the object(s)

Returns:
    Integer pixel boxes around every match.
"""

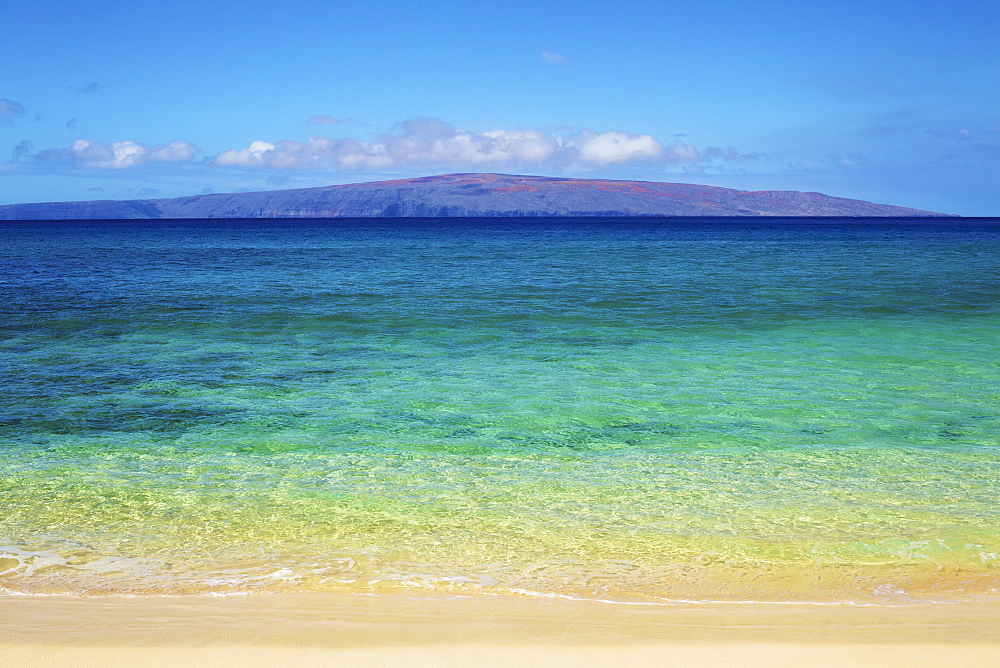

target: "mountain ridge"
[0,173,953,219]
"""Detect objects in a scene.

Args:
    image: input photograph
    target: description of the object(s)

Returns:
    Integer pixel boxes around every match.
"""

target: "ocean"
[1,217,998,603]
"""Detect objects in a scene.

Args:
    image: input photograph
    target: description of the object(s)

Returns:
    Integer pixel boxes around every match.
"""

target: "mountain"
[0,173,952,219]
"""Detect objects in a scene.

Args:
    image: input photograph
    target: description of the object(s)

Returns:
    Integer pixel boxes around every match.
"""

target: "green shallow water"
[1,218,999,602]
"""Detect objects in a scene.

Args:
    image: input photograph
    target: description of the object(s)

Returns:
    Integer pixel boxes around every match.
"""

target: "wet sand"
[3,593,1000,666]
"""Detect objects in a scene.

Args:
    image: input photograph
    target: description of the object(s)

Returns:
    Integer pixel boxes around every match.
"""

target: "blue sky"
[1,0,997,215]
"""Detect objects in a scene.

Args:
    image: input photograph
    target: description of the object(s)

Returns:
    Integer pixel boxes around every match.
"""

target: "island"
[0,173,950,219]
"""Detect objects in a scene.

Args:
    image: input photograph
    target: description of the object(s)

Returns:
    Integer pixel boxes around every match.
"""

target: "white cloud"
[208,118,712,172]
[70,139,198,168]
[575,131,667,164]
[480,129,556,162]
[540,51,567,65]
[213,139,276,167]
[307,114,342,125]
[147,140,198,162]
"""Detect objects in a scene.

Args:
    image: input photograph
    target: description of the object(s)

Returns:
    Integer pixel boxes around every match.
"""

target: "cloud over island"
[20,117,740,175]
[34,139,199,169]
[212,117,718,171]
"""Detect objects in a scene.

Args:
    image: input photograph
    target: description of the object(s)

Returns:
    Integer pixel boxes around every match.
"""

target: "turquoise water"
[2,218,999,602]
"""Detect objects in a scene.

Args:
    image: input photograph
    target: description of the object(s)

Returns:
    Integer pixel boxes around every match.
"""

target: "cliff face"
[0,173,951,219]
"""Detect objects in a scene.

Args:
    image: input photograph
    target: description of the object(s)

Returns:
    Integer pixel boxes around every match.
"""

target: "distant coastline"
[0,173,954,220]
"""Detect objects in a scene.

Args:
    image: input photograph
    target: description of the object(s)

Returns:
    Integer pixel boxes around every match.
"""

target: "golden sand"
[2,593,1000,667]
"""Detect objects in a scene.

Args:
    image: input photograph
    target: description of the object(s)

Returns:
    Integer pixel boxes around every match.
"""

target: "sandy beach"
[3,593,1000,667]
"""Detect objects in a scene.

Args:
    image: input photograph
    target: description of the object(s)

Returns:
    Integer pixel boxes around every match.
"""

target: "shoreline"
[3,592,1000,666]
